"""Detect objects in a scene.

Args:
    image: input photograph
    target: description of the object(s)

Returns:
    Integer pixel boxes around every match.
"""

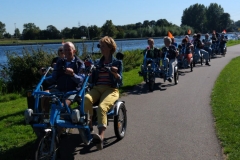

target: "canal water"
[0,34,238,65]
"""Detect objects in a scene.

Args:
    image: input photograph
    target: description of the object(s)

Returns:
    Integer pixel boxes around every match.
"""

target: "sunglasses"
[97,44,108,48]
[59,50,63,52]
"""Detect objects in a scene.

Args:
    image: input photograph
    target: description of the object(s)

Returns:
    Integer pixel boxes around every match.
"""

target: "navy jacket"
[161,45,177,59]
[52,56,85,92]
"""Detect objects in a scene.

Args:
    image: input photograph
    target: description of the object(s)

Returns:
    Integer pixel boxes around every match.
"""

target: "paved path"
[60,45,240,160]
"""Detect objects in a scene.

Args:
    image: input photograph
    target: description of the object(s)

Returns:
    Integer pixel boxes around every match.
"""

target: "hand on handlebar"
[65,68,74,76]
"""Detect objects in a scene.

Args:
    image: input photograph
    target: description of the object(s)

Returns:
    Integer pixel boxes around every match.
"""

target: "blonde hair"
[63,41,76,50]
[164,36,172,43]
[99,36,117,54]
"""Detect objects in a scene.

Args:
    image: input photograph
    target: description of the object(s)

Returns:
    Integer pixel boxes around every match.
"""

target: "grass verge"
[0,98,37,159]
[211,56,240,160]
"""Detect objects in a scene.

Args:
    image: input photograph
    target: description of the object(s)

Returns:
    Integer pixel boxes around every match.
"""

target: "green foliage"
[101,20,118,38]
[181,3,207,33]
[181,3,232,33]
[121,49,143,72]
[0,21,6,39]
[5,47,56,92]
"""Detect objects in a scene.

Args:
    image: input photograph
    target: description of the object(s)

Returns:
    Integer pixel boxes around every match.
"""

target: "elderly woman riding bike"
[84,36,123,150]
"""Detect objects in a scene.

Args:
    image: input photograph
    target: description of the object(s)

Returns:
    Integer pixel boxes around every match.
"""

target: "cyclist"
[193,33,211,66]
[181,38,193,67]
[41,42,85,116]
[139,38,160,75]
[161,36,179,82]
[202,33,212,58]
[84,36,123,150]
[219,32,228,55]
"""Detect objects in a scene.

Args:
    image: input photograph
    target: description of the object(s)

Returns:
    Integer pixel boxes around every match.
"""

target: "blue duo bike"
[24,58,127,159]
[139,49,179,91]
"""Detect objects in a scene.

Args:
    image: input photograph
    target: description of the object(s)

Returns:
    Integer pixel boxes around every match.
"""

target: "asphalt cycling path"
[59,45,240,160]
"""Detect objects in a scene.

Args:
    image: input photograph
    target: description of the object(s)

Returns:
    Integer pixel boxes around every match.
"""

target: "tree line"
[0,3,239,40]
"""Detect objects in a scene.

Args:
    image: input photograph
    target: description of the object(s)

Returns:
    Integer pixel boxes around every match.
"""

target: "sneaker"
[92,134,103,150]
[205,62,211,66]
[167,77,172,83]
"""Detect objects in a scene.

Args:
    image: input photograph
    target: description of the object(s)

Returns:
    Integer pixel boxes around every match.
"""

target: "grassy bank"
[211,56,240,160]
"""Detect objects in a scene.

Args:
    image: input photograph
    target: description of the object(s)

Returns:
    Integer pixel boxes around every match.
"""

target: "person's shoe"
[167,77,172,83]
[93,134,103,150]
[205,62,211,66]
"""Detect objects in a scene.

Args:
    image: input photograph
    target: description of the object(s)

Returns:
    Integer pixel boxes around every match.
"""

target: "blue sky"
[1,0,239,34]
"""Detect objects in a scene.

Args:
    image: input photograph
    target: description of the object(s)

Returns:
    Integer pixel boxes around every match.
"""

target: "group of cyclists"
[139,31,228,83]
[32,31,228,152]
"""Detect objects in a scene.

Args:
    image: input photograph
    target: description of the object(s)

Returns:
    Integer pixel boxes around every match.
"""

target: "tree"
[219,13,231,32]
[0,21,6,39]
[61,27,72,38]
[149,20,156,27]
[135,22,142,28]
[22,23,40,40]
[88,25,101,39]
[156,19,169,27]
[46,25,60,39]
[235,20,240,27]
[4,32,11,38]
[205,3,224,32]
[101,20,118,38]
[181,3,206,33]
[14,28,21,38]
[142,20,150,28]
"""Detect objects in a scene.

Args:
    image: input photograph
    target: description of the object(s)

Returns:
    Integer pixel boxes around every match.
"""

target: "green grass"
[211,56,240,160]
[227,39,240,47]
[0,98,37,159]
[0,93,23,103]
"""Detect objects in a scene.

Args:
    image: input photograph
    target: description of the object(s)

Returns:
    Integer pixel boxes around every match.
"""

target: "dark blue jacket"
[91,55,123,88]
[161,45,177,59]
[52,56,85,92]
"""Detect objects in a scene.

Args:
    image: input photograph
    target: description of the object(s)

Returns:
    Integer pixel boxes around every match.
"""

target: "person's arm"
[65,63,85,84]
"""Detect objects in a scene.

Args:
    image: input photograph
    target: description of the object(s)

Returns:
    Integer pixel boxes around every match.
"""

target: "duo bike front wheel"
[35,131,60,160]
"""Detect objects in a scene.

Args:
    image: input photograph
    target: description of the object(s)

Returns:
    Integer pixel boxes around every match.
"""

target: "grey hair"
[63,41,76,50]
[164,36,172,43]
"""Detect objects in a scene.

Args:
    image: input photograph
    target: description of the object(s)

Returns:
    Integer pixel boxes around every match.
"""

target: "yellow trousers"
[84,85,119,128]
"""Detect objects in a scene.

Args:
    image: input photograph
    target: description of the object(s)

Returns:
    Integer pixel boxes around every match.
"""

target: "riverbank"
[0,37,168,46]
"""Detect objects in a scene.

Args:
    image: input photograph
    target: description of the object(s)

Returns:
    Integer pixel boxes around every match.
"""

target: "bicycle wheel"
[174,68,179,85]
[35,131,59,160]
[148,75,155,92]
[114,103,127,140]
